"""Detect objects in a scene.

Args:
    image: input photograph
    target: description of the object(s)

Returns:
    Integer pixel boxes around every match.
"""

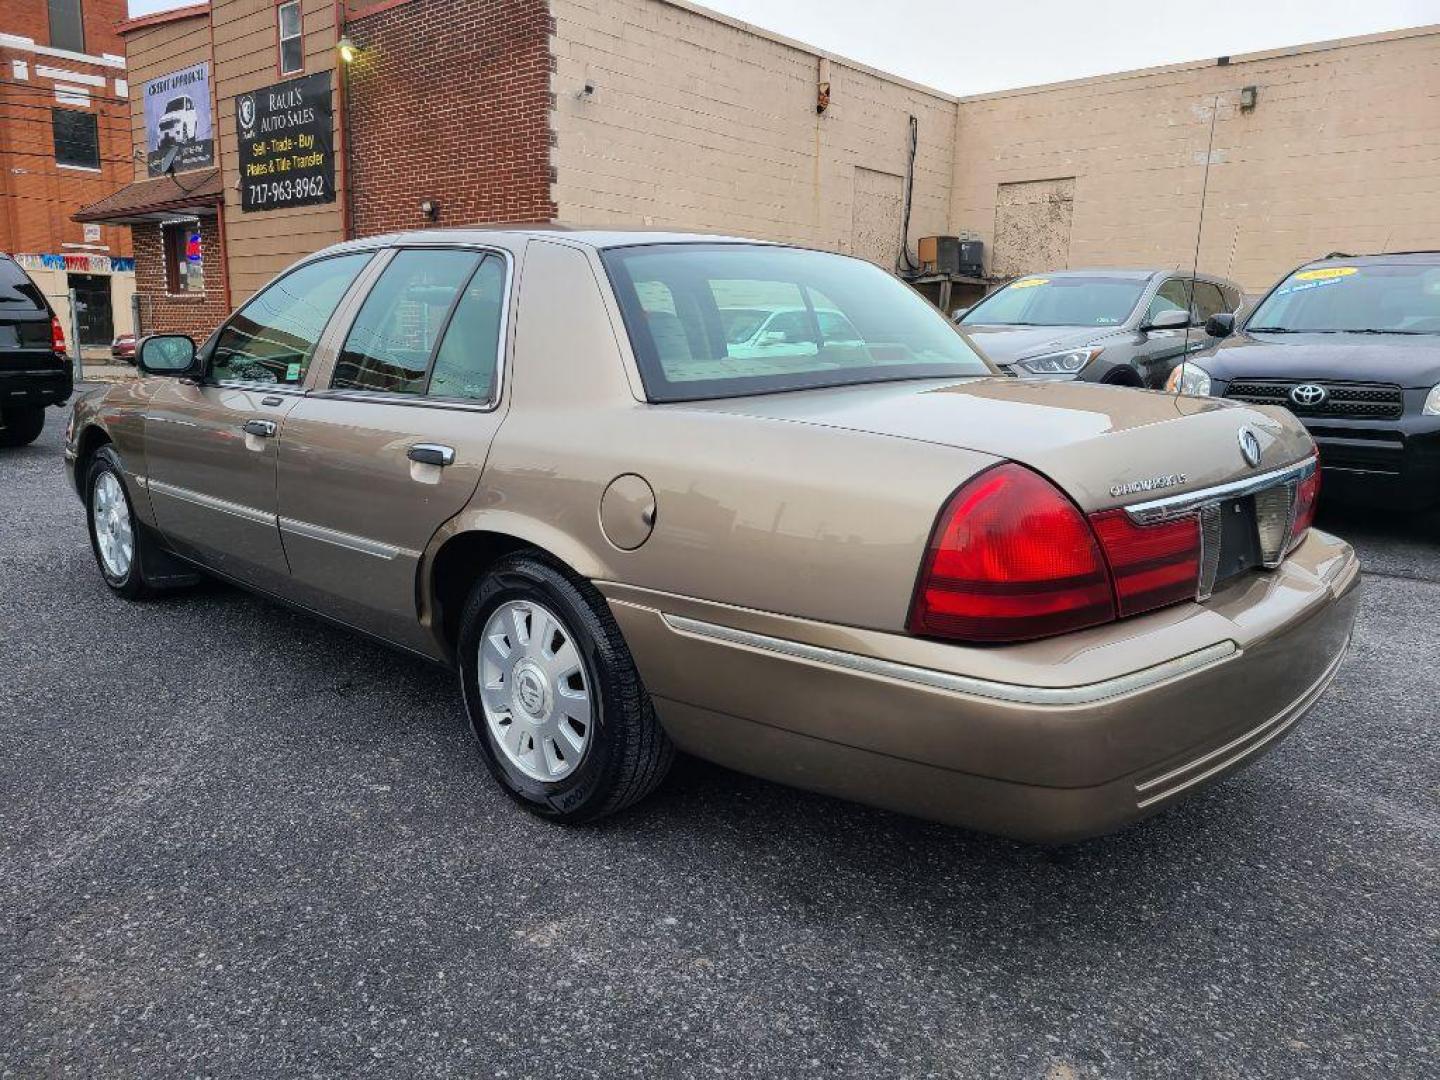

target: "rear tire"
[458,552,674,823]
[0,406,45,447]
[85,446,157,600]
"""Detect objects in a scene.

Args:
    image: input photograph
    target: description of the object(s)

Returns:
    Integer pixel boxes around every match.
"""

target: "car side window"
[428,255,506,401]
[1219,284,1241,312]
[1148,278,1192,321]
[333,249,482,395]
[210,253,371,385]
[1192,282,1226,322]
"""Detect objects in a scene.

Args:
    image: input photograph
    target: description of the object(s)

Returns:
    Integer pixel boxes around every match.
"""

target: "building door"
[67,273,113,345]
[851,168,904,269]
[992,178,1076,278]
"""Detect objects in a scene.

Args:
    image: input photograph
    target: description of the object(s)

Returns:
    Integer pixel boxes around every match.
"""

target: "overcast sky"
[126,0,1438,95]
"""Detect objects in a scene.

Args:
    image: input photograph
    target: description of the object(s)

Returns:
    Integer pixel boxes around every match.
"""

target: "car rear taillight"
[50,315,66,353]
[1288,461,1321,550]
[907,464,1117,643]
[1087,510,1201,618]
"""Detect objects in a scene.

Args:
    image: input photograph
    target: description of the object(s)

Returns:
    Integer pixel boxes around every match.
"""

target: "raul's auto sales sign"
[235,71,335,212]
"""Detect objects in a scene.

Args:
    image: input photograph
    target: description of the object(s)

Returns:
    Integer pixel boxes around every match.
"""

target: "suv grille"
[1224,379,1403,420]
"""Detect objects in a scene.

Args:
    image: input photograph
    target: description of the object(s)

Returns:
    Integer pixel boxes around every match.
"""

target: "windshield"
[1247,263,1440,334]
[960,275,1146,327]
[602,244,992,401]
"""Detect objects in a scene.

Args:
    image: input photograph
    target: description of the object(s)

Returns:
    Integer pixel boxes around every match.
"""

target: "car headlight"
[1424,384,1440,416]
[1165,362,1213,397]
[1017,346,1102,375]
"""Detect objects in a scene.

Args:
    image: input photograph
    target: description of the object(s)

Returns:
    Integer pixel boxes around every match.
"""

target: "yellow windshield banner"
[1294,267,1358,282]
[1011,278,1049,289]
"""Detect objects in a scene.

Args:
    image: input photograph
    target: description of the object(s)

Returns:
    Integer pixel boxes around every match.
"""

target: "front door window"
[210,253,371,385]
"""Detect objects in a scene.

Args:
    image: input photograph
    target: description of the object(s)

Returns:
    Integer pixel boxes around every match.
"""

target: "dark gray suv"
[954,268,1245,388]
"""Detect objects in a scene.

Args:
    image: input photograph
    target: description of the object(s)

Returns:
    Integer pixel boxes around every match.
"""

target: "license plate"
[1213,496,1263,585]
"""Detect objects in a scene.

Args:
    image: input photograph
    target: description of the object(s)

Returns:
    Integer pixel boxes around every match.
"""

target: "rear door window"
[1148,279,1193,321]
[211,253,371,385]
[1192,282,1226,321]
[333,249,481,395]
[427,255,506,401]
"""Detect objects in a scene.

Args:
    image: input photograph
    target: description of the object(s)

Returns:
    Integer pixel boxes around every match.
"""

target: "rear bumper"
[602,529,1360,842]
[1,358,73,409]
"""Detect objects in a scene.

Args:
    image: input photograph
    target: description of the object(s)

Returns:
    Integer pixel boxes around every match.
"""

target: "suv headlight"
[1424,384,1440,416]
[1166,362,1213,397]
[1017,346,1102,375]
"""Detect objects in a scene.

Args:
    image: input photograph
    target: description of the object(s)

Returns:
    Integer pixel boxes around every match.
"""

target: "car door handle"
[243,419,277,438]
[408,443,455,467]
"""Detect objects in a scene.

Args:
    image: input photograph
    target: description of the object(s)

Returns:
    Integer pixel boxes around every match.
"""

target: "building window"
[278,1,303,75]
[164,221,205,294]
[52,109,100,169]
[48,0,85,54]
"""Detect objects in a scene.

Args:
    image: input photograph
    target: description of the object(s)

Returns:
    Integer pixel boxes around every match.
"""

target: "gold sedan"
[65,230,1358,841]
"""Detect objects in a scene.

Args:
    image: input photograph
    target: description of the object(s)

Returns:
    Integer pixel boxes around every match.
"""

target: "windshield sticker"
[1293,267,1358,282]
[1011,278,1049,289]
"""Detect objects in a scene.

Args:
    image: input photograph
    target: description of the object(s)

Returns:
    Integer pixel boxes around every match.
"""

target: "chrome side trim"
[147,479,276,527]
[1125,458,1316,525]
[661,613,1238,707]
[1134,635,1349,808]
[278,517,414,560]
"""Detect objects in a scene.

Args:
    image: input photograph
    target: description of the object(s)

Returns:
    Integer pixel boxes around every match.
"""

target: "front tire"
[458,553,674,823]
[0,406,45,447]
[85,446,155,600]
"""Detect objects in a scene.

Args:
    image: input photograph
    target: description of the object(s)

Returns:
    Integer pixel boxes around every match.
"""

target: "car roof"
[324,225,782,255]
[1301,251,1440,268]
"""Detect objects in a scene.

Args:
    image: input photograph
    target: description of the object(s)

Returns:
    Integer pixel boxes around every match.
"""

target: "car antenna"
[1184,92,1221,357]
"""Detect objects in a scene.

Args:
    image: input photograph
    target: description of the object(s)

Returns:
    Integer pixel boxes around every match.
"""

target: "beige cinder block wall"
[951,25,1440,294]
[550,0,956,265]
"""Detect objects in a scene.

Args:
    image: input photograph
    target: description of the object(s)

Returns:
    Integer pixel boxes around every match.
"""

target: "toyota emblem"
[1238,426,1263,469]
[1290,383,1328,408]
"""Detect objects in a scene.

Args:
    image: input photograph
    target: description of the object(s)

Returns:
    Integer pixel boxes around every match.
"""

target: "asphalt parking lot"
[2,409,1436,1079]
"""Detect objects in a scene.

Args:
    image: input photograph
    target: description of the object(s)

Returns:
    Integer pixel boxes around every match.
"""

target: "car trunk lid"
[679,376,1314,512]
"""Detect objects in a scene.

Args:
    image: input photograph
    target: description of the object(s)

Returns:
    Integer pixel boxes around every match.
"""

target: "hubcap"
[92,472,134,580]
[478,600,593,782]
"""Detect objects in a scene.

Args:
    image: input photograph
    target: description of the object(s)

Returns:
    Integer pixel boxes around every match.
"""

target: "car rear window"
[601,244,991,402]
[0,259,46,311]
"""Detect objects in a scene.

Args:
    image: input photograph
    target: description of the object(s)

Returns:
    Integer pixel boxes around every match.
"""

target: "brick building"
[1,0,136,348]
[78,0,1440,342]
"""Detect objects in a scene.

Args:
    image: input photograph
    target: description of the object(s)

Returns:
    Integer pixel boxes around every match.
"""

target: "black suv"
[0,254,73,447]
[1171,252,1440,510]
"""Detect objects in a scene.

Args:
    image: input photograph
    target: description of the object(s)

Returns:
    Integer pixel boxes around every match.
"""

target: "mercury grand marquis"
[65,229,1359,841]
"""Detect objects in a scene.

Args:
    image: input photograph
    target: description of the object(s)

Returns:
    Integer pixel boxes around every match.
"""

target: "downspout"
[205,7,232,311]
[334,0,352,240]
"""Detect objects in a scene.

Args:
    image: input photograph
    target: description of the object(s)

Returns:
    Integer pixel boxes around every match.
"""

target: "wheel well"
[429,531,542,655]
[1100,367,1143,387]
[75,426,112,488]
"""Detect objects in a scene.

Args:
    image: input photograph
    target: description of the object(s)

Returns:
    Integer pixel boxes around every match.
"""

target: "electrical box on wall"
[918,236,984,277]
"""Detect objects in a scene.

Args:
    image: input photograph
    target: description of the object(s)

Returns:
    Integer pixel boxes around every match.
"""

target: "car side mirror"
[1143,309,1190,332]
[1204,312,1236,338]
[951,307,970,323]
[137,334,198,376]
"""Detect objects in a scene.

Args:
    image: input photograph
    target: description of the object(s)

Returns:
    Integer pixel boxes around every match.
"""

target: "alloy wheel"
[92,472,134,580]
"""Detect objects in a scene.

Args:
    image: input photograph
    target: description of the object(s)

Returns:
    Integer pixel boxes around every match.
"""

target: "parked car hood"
[958,324,1119,365]
[684,377,1312,512]
[1207,331,1440,390]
